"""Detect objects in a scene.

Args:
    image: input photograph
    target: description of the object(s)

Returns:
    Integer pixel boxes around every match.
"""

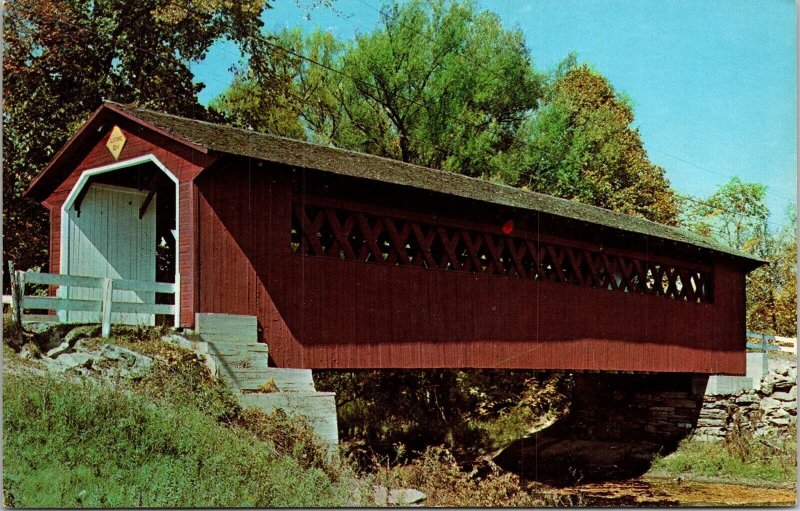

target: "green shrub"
[316,369,572,464]
[3,373,353,507]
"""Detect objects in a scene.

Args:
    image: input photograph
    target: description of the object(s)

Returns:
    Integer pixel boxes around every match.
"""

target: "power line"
[36,1,793,235]
[674,192,784,229]
[162,0,529,136]
[356,0,796,209]
[649,146,795,203]
[352,0,533,92]
[358,0,792,226]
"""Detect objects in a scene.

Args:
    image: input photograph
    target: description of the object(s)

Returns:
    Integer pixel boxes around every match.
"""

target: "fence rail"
[746,331,797,354]
[6,263,177,337]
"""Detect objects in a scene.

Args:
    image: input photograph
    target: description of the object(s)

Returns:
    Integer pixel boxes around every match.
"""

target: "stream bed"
[545,478,796,506]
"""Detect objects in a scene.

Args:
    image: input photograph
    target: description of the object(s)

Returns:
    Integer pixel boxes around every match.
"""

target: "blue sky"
[191,0,797,226]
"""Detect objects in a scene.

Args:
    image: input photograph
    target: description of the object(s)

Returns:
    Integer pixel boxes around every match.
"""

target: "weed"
[374,446,549,506]
[258,378,279,393]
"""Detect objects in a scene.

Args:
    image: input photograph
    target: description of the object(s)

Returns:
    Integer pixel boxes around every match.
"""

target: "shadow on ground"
[494,419,668,485]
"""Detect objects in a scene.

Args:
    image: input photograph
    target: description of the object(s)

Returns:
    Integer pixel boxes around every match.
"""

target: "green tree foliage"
[3,0,271,278]
[682,177,796,336]
[681,177,770,252]
[315,369,572,463]
[501,59,679,224]
[210,28,342,139]
[214,0,544,177]
[772,214,797,337]
[333,0,543,174]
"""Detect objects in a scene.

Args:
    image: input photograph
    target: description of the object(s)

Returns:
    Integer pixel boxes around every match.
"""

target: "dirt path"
[546,478,796,506]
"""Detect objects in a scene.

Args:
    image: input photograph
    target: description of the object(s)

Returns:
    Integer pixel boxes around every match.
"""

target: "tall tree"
[3,0,273,278]
[214,0,544,178]
[682,177,796,335]
[501,60,679,225]
[681,176,770,252]
[770,207,797,337]
[210,28,342,139]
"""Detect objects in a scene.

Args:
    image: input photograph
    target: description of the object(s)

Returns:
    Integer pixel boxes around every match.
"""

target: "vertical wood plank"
[101,277,113,337]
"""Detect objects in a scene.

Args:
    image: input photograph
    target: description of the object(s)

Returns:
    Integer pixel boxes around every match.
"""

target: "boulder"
[46,325,101,358]
[761,397,781,411]
[696,418,725,429]
[64,325,101,345]
[372,485,388,506]
[692,434,724,442]
[56,352,95,371]
[46,341,72,359]
[770,408,790,419]
[388,489,427,505]
[99,344,153,379]
[699,408,727,420]
[25,322,53,335]
[769,417,791,427]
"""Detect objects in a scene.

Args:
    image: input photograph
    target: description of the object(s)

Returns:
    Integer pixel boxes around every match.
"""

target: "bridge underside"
[495,372,708,482]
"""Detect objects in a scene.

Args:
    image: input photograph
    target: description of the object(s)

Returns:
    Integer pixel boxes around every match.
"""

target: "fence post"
[8,261,22,326]
[761,333,767,353]
[101,277,113,337]
[173,272,181,328]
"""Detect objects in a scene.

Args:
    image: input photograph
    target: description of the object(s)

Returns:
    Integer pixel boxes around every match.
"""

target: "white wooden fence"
[746,331,797,355]
[6,267,177,337]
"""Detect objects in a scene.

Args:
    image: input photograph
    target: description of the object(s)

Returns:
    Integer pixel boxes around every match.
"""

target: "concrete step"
[208,342,270,372]
[195,313,258,343]
[207,341,268,355]
[234,367,315,392]
[238,392,339,449]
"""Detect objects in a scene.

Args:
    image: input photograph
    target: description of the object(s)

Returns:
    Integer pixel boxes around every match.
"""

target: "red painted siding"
[196,161,748,374]
[43,118,217,327]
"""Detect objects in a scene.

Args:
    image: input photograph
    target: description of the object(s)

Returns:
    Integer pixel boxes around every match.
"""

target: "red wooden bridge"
[25,102,764,374]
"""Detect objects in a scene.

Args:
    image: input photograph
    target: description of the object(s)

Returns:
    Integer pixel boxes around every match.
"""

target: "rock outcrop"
[33,327,154,381]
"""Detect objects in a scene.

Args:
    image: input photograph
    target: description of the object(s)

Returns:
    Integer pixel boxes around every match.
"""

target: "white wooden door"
[63,183,156,325]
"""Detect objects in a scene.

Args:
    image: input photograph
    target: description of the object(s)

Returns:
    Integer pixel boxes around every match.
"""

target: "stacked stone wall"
[695,360,797,440]
[568,373,708,449]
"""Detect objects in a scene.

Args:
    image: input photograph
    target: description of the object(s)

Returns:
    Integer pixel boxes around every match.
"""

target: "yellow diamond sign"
[106,125,126,160]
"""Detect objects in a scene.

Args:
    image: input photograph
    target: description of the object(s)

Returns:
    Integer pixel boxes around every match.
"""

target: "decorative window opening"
[290,200,714,303]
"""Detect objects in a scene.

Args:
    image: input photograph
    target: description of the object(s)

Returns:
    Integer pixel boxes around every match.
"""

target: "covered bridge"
[26,102,764,374]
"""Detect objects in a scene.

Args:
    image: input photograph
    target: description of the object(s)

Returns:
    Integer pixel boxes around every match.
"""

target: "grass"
[648,431,797,485]
[3,326,359,507]
[5,321,795,506]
